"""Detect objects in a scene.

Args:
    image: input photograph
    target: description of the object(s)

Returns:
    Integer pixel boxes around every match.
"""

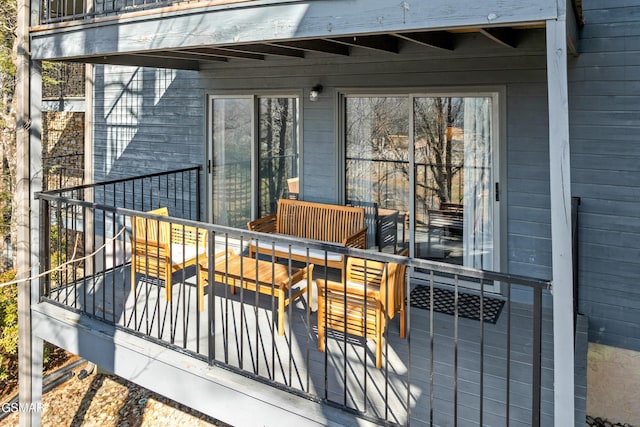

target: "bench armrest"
[247,214,277,233]
[343,226,367,248]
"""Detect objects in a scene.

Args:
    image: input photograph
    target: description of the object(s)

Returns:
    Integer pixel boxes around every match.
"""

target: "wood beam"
[179,47,265,60]
[546,17,575,427]
[566,0,580,56]
[269,40,350,56]
[71,55,200,70]
[478,27,519,48]
[327,35,399,53]
[217,44,305,58]
[138,51,228,63]
[392,31,454,51]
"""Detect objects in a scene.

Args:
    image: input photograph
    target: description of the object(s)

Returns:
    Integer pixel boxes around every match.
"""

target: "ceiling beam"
[178,47,265,60]
[137,51,228,62]
[67,55,200,70]
[217,44,305,58]
[478,27,518,48]
[269,40,350,56]
[392,31,454,51]
[327,35,399,53]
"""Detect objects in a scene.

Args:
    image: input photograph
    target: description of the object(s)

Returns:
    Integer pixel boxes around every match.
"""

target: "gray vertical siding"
[570,0,640,350]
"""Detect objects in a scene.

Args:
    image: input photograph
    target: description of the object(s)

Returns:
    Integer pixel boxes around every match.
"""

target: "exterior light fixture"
[309,84,323,102]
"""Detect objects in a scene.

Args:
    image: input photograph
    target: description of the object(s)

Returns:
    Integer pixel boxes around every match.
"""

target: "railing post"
[207,229,215,365]
[572,196,581,337]
[39,198,50,299]
[532,285,542,427]
[196,167,201,222]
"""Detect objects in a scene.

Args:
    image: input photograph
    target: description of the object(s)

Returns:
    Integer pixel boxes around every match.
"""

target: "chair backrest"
[347,254,407,319]
[133,207,170,245]
[346,257,387,289]
[277,199,365,244]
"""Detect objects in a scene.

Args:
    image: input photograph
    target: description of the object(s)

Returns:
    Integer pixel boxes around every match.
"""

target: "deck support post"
[16,0,44,422]
[546,15,575,427]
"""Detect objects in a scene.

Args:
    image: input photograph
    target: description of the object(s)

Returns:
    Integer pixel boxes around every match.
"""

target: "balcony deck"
[44,260,571,426]
[33,165,587,425]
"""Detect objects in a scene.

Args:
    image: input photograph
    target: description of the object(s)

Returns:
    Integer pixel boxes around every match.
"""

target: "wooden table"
[198,252,314,336]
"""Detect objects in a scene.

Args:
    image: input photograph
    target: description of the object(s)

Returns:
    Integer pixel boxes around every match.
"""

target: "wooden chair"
[130,207,208,302]
[316,256,407,368]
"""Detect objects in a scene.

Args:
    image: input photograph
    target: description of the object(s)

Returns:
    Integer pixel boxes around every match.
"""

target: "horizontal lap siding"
[571,0,640,350]
[200,31,552,282]
[93,66,205,182]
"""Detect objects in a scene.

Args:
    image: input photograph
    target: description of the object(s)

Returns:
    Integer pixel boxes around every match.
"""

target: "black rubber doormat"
[409,285,505,324]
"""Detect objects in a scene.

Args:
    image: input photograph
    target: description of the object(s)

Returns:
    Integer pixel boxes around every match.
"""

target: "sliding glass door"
[413,95,496,271]
[209,95,299,227]
[344,92,499,273]
[211,97,252,228]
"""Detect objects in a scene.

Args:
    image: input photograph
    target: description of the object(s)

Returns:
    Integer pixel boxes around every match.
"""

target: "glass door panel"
[258,97,299,217]
[211,98,252,228]
[344,93,497,272]
[345,97,410,249]
[413,96,494,271]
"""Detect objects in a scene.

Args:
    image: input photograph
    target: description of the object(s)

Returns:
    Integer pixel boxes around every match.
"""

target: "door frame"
[338,86,507,286]
[206,91,303,225]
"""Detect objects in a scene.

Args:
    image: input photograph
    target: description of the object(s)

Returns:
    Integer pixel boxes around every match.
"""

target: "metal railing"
[37,166,201,312]
[39,0,254,24]
[43,153,84,191]
[572,196,581,335]
[35,170,552,425]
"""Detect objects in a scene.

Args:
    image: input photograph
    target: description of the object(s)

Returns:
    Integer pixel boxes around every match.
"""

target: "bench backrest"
[276,199,365,243]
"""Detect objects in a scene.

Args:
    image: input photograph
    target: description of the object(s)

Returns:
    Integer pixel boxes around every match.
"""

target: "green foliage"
[42,61,64,91]
[0,269,17,356]
[0,0,16,84]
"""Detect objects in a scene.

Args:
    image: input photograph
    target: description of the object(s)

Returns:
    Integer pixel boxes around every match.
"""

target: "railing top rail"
[36,165,201,196]
[39,0,258,25]
[37,191,551,291]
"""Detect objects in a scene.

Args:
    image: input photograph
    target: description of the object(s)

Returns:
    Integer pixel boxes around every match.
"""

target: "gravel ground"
[1,363,230,427]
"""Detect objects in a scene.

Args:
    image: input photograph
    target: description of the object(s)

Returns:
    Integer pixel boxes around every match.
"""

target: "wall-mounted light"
[309,84,323,102]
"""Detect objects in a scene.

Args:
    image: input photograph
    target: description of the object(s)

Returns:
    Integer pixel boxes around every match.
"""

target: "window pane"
[258,97,299,217]
[414,96,493,270]
[212,98,252,228]
[345,97,410,249]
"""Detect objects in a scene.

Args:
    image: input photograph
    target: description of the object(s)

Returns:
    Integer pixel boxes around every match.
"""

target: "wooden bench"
[247,199,367,272]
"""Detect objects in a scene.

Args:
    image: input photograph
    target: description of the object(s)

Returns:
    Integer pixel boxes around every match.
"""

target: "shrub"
[0,269,18,356]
